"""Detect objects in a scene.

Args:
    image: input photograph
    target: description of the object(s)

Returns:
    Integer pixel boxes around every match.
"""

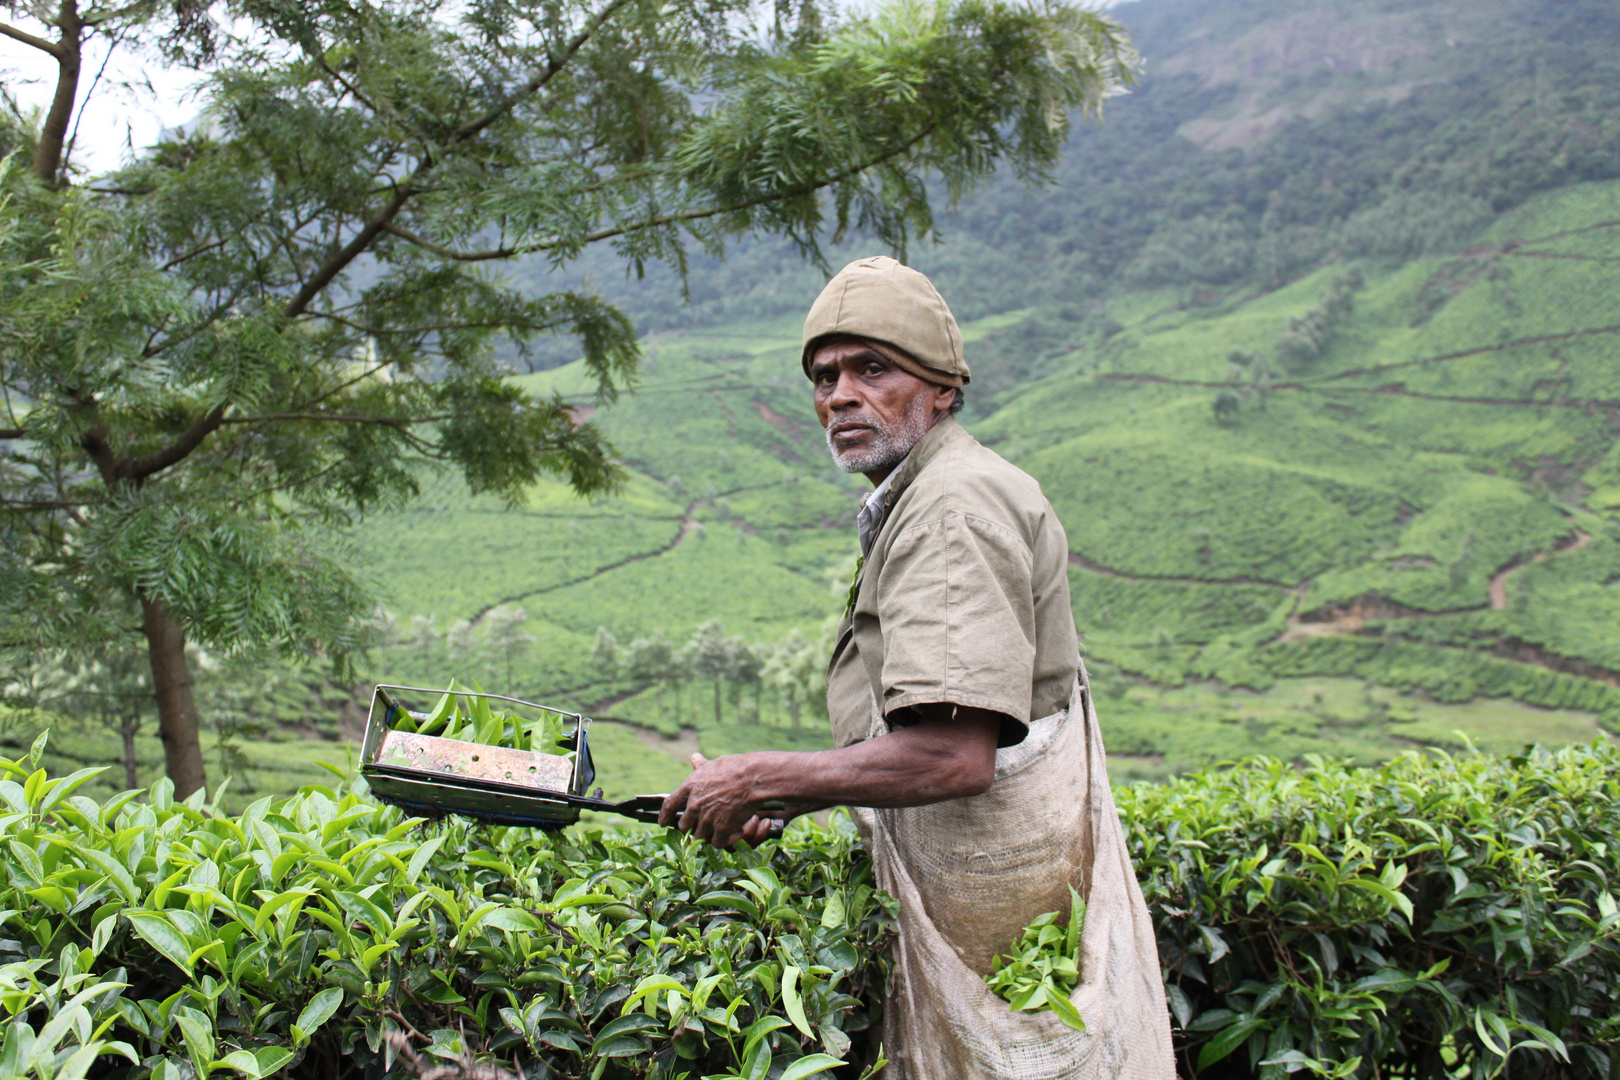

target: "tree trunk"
[119,714,140,789]
[141,594,208,798]
[788,698,800,730]
[713,678,722,725]
[33,0,82,187]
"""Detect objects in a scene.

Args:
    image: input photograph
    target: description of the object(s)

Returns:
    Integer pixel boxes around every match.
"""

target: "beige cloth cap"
[801,256,970,387]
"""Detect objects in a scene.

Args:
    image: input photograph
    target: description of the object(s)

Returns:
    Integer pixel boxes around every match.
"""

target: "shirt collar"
[856,467,899,558]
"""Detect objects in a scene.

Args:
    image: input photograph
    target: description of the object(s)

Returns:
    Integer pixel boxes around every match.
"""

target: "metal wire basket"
[359,684,665,828]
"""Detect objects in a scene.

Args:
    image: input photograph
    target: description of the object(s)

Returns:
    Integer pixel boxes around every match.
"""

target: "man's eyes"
[812,362,887,384]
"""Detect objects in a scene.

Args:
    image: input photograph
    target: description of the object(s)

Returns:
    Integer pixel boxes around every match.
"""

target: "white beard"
[826,395,932,474]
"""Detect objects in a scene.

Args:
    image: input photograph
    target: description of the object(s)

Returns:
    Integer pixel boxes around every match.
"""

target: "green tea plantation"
[3,730,1616,1079]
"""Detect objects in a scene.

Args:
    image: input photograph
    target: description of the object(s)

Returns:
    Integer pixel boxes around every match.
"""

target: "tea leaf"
[779,1054,846,1080]
[781,966,813,1038]
[125,912,194,976]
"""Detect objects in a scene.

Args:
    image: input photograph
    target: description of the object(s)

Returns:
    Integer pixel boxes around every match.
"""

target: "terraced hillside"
[346,178,1620,785]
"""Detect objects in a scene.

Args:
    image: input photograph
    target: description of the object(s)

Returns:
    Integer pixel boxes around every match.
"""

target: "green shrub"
[0,735,890,1080]
[10,725,1620,1080]
[1120,741,1620,1079]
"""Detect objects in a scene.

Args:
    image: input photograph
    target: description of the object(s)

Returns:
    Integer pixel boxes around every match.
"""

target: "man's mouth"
[829,421,873,440]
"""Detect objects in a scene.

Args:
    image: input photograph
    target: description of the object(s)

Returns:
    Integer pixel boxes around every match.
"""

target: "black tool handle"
[612,794,787,838]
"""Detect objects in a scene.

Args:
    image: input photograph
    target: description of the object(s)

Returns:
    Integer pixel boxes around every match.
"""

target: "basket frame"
[359,683,597,827]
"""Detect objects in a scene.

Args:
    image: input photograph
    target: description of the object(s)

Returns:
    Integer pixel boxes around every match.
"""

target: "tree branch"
[282,359,395,413]
[158,237,229,272]
[0,496,88,510]
[0,19,63,56]
[0,428,24,440]
[451,0,639,143]
[553,124,937,250]
[219,412,449,426]
[310,311,563,336]
[283,183,416,318]
[316,55,379,114]
[123,402,228,481]
[32,0,82,185]
[381,222,517,262]
[281,0,639,321]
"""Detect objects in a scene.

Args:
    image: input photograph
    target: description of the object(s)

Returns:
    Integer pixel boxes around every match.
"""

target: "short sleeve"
[875,511,1037,735]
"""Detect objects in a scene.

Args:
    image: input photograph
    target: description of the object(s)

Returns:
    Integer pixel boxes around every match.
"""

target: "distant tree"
[729,642,765,725]
[402,615,442,675]
[625,630,677,720]
[1212,389,1242,427]
[1225,349,1277,411]
[1152,627,1175,666]
[1225,350,1256,383]
[589,627,621,682]
[762,628,825,729]
[0,0,1137,797]
[1190,526,1215,568]
[25,642,151,789]
[483,606,536,692]
[445,620,482,679]
[1275,269,1365,368]
[1449,531,1475,592]
[687,620,742,725]
[193,652,277,794]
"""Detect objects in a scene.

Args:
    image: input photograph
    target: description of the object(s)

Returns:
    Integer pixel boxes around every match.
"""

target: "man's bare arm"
[660,705,1003,847]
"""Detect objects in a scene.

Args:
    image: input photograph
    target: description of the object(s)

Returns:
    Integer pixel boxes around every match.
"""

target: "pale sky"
[0,13,209,175]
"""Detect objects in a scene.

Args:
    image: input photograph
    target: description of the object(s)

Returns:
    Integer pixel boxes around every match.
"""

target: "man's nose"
[829,370,864,410]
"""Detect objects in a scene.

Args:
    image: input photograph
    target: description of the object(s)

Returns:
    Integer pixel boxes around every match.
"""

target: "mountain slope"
[348,0,1620,785]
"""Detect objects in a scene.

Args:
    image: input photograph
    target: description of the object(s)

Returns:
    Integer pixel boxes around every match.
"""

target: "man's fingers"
[689,752,708,769]
[659,781,692,827]
[738,816,774,846]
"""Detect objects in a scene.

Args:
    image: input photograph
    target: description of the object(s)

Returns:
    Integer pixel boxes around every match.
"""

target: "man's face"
[810,339,956,478]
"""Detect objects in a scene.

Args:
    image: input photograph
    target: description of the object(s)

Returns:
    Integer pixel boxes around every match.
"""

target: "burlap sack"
[852,661,1175,1079]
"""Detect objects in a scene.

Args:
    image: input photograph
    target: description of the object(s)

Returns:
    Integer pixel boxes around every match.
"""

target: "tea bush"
[0,735,890,1080]
[8,728,1620,1080]
[1121,740,1620,1079]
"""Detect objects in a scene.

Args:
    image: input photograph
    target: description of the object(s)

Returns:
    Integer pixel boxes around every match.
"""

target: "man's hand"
[661,706,1005,848]
[660,753,771,847]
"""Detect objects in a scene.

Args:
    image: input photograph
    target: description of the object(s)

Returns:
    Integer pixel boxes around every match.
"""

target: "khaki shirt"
[826,416,1079,748]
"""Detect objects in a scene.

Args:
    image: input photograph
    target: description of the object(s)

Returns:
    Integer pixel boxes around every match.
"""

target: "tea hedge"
[0,735,890,1080]
[5,733,1620,1079]
[1121,740,1620,1079]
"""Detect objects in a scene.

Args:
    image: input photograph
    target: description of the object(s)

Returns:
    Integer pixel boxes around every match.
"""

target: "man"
[662,256,1173,1079]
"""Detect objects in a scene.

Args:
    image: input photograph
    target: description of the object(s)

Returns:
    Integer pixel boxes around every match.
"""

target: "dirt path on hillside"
[1489,529,1591,610]
[1096,324,1620,413]
[466,477,806,624]
[469,506,699,622]
[1274,531,1601,682]
[1068,550,1291,588]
